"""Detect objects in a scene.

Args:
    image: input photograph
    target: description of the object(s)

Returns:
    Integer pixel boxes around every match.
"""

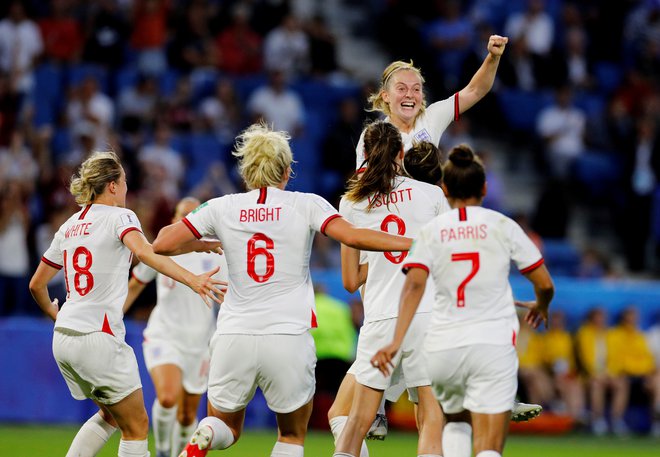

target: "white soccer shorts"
[53,329,142,405]
[207,332,316,414]
[426,344,518,414]
[142,337,210,394]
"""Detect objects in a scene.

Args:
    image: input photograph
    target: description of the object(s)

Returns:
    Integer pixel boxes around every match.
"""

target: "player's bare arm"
[517,264,554,329]
[371,267,428,376]
[28,261,61,321]
[325,217,413,252]
[458,34,508,113]
[123,230,227,307]
[341,244,368,293]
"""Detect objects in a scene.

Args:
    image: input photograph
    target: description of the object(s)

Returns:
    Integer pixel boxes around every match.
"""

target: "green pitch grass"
[0,425,659,456]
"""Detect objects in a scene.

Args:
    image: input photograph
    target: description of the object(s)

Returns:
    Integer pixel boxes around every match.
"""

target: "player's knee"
[178,407,197,426]
[120,410,149,440]
[156,391,179,409]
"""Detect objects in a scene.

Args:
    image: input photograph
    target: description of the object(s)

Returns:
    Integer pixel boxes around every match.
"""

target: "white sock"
[377,398,386,416]
[199,416,234,450]
[66,412,117,457]
[171,418,198,457]
[271,441,304,457]
[329,416,369,457]
[475,451,501,457]
[118,439,150,457]
[443,422,472,457]
[152,401,177,455]
[332,454,356,457]
[418,455,442,457]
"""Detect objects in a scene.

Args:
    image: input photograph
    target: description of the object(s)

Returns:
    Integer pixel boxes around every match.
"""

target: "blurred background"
[1,0,660,441]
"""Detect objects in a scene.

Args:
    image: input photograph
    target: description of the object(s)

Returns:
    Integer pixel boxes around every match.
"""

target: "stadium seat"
[496,88,554,133]
[540,238,581,277]
[594,61,623,94]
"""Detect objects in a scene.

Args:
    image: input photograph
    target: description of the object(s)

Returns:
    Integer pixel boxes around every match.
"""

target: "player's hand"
[193,266,228,307]
[49,298,60,321]
[515,300,548,329]
[371,343,400,377]
[196,240,223,255]
[487,35,508,57]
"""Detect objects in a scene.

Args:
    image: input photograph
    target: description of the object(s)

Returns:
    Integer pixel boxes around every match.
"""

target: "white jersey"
[133,251,227,352]
[355,94,458,169]
[339,176,451,322]
[183,187,341,335]
[403,206,544,350]
[42,204,143,340]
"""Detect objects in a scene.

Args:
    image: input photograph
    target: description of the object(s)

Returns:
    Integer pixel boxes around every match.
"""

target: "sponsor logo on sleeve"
[192,201,209,214]
[119,213,136,227]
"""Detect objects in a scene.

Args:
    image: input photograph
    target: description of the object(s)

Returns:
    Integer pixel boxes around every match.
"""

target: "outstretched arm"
[457,34,508,113]
[516,264,554,329]
[324,217,412,252]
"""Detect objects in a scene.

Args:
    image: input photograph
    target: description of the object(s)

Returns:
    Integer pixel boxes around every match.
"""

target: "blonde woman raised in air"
[29,151,225,457]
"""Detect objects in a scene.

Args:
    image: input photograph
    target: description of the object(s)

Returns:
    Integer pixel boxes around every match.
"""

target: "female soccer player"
[29,151,225,457]
[355,34,508,170]
[151,122,413,457]
[332,122,450,457]
[123,197,228,457]
[372,145,554,457]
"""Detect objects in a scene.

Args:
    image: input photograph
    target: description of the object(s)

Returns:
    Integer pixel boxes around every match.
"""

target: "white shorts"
[426,344,518,414]
[207,332,316,414]
[349,313,430,396]
[52,329,142,405]
[143,338,210,395]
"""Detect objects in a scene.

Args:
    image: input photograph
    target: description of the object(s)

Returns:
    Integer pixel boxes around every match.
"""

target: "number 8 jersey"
[183,187,341,335]
[339,176,450,323]
[402,206,544,350]
[42,204,143,340]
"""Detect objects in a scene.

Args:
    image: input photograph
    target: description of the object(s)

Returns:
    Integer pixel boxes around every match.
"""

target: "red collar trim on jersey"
[78,204,92,220]
[458,207,467,221]
[257,187,267,204]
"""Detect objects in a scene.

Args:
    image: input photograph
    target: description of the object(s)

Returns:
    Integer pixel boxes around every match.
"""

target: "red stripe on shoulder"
[520,258,544,275]
[458,207,467,221]
[120,227,142,242]
[402,263,429,274]
[257,187,267,204]
[320,214,342,235]
[41,256,63,270]
[78,204,92,220]
[453,92,460,121]
[182,217,202,239]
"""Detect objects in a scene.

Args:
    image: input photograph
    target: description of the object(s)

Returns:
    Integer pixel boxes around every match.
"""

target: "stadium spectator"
[117,73,159,132]
[517,317,553,409]
[646,315,660,436]
[247,69,305,137]
[130,0,170,76]
[167,0,217,72]
[137,122,185,202]
[504,0,554,57]
[305,14,339,79]
[0,0,43,96]
[0,72,20,147]
[263,13,310,81]
[161,75,195,133]
[65,75,115,152]
[38,0,84,64]
[575,308,630,436]
[214,3,262,76]
[123,197,227,457]
[198,78,242,148]
[152,122,413,457]
[82,0,129,69]
[28,151,224,457]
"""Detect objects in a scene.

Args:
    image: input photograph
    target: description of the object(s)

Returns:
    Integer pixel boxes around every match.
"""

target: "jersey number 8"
[380,214,407,264]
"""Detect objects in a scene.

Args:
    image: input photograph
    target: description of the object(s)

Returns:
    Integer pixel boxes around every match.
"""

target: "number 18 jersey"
[403,206,544,350]
[339,176,450,323]
[183,187,341,335]
[42,204,143,340]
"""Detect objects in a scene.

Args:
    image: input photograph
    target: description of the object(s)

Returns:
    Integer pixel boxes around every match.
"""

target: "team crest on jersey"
[414,129,432,143]
[192,201,209,214]
[119,213,136,227]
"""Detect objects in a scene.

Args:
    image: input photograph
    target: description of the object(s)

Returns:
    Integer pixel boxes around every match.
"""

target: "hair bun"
[448,144,475,167]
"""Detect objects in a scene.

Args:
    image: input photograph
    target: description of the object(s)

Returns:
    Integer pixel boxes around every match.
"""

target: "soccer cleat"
[179,426,213,457]
[511,401,543,422]
[366,413,388,441]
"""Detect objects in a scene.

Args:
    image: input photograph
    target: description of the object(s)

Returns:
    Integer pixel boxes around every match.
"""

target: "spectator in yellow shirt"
[575,308,629,436]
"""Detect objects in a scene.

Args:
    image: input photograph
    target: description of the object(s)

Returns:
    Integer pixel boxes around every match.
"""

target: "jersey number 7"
[451,252,480,307]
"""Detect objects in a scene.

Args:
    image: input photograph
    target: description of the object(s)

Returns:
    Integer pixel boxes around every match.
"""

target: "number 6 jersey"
[42,204,143,340]
[402,206,544,350]
[339,176,450,323]
[183,187,341,335]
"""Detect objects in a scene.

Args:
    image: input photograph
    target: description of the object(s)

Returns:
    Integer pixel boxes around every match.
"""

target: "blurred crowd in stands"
[0,0,659,436]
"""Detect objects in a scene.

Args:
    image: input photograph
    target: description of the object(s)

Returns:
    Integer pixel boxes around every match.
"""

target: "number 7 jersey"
[42,204,143,340]
[403,206,544,350]
[183,187,341,335]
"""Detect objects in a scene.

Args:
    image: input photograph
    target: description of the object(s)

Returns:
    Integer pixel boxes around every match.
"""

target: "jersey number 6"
[247,233,275,283]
